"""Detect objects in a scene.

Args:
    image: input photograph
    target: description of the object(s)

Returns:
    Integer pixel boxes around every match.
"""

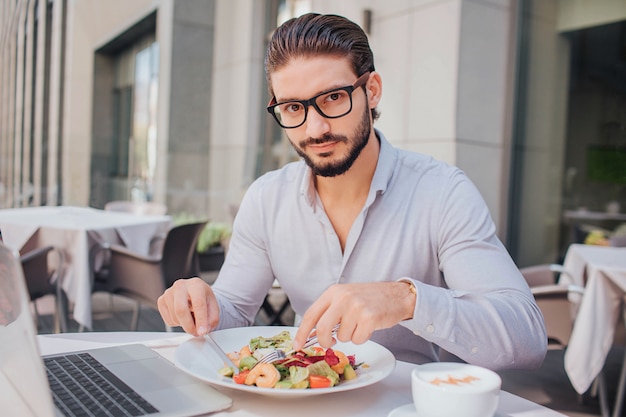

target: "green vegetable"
[288,366,309,385]
[238,355,258,370]
[249,331,293,351]
[274,380,293,389]
[291,380,309,389]
[218,366,234,377]
[306,361,340,386]
[343,364,357,380]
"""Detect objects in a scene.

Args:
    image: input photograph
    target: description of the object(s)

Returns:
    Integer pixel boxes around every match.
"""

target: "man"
[158,13,547,369]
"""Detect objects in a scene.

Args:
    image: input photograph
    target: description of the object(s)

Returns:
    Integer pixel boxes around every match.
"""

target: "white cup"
[411,362,501,417]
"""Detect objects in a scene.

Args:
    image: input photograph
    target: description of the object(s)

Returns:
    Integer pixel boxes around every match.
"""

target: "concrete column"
[164,0,217,217]
[46,0,65,205]
[32,0,47,206]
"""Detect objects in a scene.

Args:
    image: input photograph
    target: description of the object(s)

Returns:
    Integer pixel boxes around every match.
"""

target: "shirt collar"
[370,129,397,196]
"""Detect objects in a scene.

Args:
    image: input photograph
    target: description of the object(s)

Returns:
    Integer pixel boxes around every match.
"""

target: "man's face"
[269,57,373,177]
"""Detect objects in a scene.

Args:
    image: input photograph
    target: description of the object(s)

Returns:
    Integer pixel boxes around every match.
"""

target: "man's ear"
[366,71,382,108]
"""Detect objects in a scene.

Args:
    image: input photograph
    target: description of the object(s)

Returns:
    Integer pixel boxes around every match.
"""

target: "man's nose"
[304,106,330,138]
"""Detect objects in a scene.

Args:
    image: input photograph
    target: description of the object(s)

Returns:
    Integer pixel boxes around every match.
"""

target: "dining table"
[561,243,626,417]
[35,331,567,417]
[0,206,172,330]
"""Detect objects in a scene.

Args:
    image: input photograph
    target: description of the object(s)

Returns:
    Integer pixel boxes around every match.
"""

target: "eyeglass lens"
[272,88,353,128]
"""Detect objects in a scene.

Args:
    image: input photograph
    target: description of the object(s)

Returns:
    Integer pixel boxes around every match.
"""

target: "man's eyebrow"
[275,83,348,103]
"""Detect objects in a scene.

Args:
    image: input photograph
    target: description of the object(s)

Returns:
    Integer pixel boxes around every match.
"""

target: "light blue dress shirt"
[212,130,547,370]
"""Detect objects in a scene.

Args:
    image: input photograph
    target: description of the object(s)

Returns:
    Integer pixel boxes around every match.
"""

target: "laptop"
[0,242,232,417]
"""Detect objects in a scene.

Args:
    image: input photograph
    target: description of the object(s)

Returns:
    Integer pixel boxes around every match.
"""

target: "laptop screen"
[0,243,56,417]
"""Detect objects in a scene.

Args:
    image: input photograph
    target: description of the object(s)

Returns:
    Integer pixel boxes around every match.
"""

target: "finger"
[293,315,317,351]
[188,284,210,335]
[293,300,330,350]
[335,317,358,343]
[336,308,374,345]
[351,323,373,345]
[157,293,175,326]
[206,289,220,331]
[172,285,198,335]
[313,319,341,348]
[295,287,344,349]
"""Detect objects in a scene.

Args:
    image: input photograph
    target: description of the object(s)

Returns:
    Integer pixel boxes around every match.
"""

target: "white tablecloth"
[36,332,566,417]
[562,244,626,394]
[0,206,171,329]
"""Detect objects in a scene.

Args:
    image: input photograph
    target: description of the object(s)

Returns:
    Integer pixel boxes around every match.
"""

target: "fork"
[250,324,340,370]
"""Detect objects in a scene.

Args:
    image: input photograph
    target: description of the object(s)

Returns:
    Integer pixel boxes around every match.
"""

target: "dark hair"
[265,13,379,121]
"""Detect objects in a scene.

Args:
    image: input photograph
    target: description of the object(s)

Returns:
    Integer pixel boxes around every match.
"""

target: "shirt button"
[471,347,478,354]
[425,324,435,333]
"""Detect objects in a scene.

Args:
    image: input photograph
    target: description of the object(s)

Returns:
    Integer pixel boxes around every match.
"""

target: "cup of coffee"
[411,362,501,417]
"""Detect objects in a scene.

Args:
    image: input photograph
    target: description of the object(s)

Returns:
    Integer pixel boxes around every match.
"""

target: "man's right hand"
[157,277,219,336]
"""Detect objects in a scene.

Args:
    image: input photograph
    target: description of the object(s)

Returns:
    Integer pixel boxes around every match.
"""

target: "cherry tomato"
[309,374,332,388]
[233,370,250,384]
[311,347,325,355]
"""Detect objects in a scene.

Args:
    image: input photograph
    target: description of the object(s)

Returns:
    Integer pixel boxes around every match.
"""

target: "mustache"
[300,134,348,148]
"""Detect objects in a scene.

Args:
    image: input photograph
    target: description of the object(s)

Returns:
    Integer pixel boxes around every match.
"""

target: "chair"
[519,263,584,349]
[94,200,168,313]
[260,280,293,326]
[527,265,626,416]
[104,200,167,216]
[98,220,208,330]
[20,246,67,333]
[519,264,591,407]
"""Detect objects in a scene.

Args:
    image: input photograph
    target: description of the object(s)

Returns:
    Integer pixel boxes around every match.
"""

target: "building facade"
[1,0,625,266]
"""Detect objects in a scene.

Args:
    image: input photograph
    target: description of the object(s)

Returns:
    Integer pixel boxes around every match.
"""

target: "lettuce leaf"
[249,331,293,351]
[306,361,340,386]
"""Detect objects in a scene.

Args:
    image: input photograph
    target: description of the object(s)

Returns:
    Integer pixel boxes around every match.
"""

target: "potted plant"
[172,214,232,272]
[196,222,232,271]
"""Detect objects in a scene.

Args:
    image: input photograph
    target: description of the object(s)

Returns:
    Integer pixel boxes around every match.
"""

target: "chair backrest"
[20,246,57,300]
[519,264,566,287]
[161,221,208,287]
[20,246,67,332]
[611,235,626,247]
[520,264,582,349]
[104,200,167,216]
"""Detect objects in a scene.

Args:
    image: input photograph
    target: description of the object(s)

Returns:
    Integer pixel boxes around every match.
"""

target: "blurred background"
[1,0,625,268]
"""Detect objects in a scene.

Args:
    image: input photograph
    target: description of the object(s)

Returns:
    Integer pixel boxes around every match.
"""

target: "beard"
[290,106,371,177]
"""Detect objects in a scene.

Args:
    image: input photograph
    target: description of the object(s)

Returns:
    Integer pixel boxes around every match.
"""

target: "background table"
[0,206,171,329]
[563,210,626,224]
[36,332,566,417]
[562,244,626,416]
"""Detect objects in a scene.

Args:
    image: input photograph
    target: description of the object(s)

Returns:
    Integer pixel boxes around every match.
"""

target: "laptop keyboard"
[44,353,159,417]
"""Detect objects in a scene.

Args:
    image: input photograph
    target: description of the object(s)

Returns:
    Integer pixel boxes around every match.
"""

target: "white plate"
[387,403,504,417]
[174,326,396,398]
[388,404,416,417]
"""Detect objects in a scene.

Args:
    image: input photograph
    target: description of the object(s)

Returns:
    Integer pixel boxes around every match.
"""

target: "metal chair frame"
[20,246,67,333]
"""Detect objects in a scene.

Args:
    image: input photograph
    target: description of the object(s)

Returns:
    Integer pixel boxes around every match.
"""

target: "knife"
[205,332,240,375]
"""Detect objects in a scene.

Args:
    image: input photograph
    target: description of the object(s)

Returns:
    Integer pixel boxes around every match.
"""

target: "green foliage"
[172,213,232,253]
[197,222,232,252]
[613,223,626,237]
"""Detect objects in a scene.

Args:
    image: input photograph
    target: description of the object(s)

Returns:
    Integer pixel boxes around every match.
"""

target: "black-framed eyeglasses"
[267,72,370,129]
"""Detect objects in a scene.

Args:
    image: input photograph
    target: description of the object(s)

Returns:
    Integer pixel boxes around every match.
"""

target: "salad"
[218,330,362,389]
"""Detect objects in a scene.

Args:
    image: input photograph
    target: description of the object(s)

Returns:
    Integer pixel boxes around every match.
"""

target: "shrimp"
[244,363,281,388]
[226,345,253,367]
[239,345,252,357]
[330,350,350,374]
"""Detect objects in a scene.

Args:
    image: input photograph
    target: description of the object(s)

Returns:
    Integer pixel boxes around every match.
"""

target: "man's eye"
[284,103,302,113]
[323,90,347,104]
[328,92,342,101]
